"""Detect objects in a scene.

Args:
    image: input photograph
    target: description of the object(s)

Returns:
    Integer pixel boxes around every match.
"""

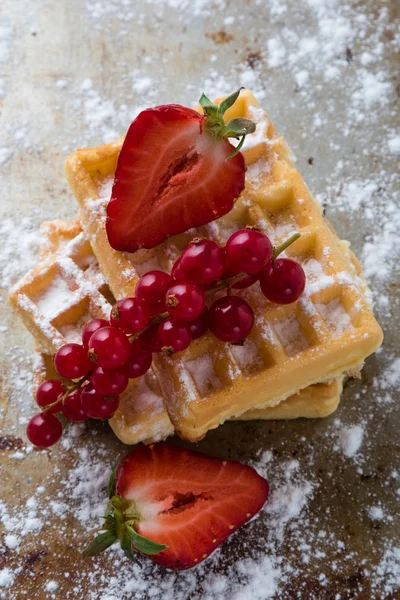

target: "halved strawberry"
[83,442,269,571]
[106,89,256,252]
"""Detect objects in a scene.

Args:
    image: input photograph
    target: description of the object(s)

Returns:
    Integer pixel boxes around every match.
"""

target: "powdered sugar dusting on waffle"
[316,299,354,338]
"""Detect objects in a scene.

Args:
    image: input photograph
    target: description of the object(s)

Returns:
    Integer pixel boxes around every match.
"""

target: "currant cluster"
[26,229,305,449]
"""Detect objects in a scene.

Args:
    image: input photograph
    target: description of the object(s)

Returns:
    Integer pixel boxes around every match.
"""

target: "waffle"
[65,90,382,441]
[65,89,382,442]
[14,220,341,446]
[9,223,173,445]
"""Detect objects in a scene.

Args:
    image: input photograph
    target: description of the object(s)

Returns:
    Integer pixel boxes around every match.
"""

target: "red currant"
[36,380,65,414]
[61,389,88,423]
[259,258,305,304]
[81,384,120,420]
[156,319,191,353]
[231,273,260,290]
[166,282,206,322]
[135,271,172,313]
[82,319,109,349]
[88,326,131,369]
[139,325,162,353]
[91,365,128,395]
[26,412,62,448]
[225,229,273,275]
[54,343,92,380]
[110,297,150,334]
[171,257,186,282]
[121,339,152,378]
[179,239,225,285]
[209,296,254,342]
[188,309,209,340]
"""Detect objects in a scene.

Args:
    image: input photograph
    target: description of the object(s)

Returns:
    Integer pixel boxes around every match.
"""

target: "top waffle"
[65,89,382,442]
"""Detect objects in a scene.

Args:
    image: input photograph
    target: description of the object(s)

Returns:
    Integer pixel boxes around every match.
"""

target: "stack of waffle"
[9,90,382,445]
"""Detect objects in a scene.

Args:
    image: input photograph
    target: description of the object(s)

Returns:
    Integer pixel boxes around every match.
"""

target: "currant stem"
[128,312,169,343]
[273,233,301,259]
[42,371,92,413]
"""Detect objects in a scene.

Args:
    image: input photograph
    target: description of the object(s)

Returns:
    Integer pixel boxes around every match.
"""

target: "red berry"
[54,343,92,380]
[121,339,153,379]
[231,272,260,290]
[166,282,206,322]
[88,326,131,369]
[135,271,172,313]
[82,319,109,349]
[36,380,65,414]
[171,257,186,282]
[139,325,162,353]
[61,389,88,423]
[179,239,225,285]
[26,412,62,448]
[91,366,128,395]
[81,384,120,420]
[110,297,150,334]
[259,258,305,304]
[225,229,273,275]
[209,296,254,342]
[156,319,191,353]
[188,310,209,340]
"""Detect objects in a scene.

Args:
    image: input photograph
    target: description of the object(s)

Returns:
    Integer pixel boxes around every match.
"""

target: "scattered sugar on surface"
[337,424,364,458]
[0,219,42,289]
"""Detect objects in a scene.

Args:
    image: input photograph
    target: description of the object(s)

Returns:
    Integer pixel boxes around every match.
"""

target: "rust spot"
[206,30,234,45]
[246,52,262,69]
[0,436,23,451]
[308,157,314,165]
[23,550,48,571]
[346,47,353,63]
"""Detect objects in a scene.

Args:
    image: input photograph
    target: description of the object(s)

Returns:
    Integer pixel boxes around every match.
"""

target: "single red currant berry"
[171,257,186,282]
[82,319,109,349]
[110,297,150,334]
[259,258,306,304]
[88,326,131,369]
[54,343,92,380]
[139,325,162,353]
[165,282,206,322]
[91,365,128,395]
[36,380,65,414]
[188,310,209,340]
[26,412,62,448]
[135,271,172,313]
[179,239,225,285]
[156,319,191,354]
[225,229,273,275]
[61,389,88,423]
[81,384,120,420]
[121,339,153,379]
[209,296,254,343]
[231,272,260,290]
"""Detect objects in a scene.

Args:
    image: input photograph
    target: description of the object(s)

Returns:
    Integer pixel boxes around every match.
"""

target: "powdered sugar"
[337,424,364,458]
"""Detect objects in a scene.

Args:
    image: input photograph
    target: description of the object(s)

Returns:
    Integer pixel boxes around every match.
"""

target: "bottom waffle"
[33,350,342,444]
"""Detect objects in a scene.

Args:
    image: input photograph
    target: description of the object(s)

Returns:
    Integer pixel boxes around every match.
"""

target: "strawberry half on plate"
[106,88,256,252]
[83,442,269,570]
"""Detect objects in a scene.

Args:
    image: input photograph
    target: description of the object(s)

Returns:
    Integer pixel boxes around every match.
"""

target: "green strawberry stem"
[83,470,167,561]
[199,88,256,159]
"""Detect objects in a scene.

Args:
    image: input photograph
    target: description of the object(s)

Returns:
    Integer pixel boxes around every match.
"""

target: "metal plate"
[0,0,399,598]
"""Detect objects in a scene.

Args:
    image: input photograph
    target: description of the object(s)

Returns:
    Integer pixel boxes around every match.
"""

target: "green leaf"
[108,467,117,499]
[218,88,244,116]
[225,118,256,136]
[226,135,246,160]
[102,514,117,530]
[127,526,167,556]
[198,92,214,109]
[82,531,117,559]
[121,533,136,562]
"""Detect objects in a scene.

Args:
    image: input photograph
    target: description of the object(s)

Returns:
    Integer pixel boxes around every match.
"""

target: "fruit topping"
[82,442,269,570]
[106,89,255,252]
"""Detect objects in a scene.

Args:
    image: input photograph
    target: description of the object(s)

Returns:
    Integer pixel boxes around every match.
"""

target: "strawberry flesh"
[106,105,245,252]
[116,443,269,570]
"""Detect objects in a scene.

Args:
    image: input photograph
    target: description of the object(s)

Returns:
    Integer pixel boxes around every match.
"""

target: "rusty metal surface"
[0,0,399,598]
